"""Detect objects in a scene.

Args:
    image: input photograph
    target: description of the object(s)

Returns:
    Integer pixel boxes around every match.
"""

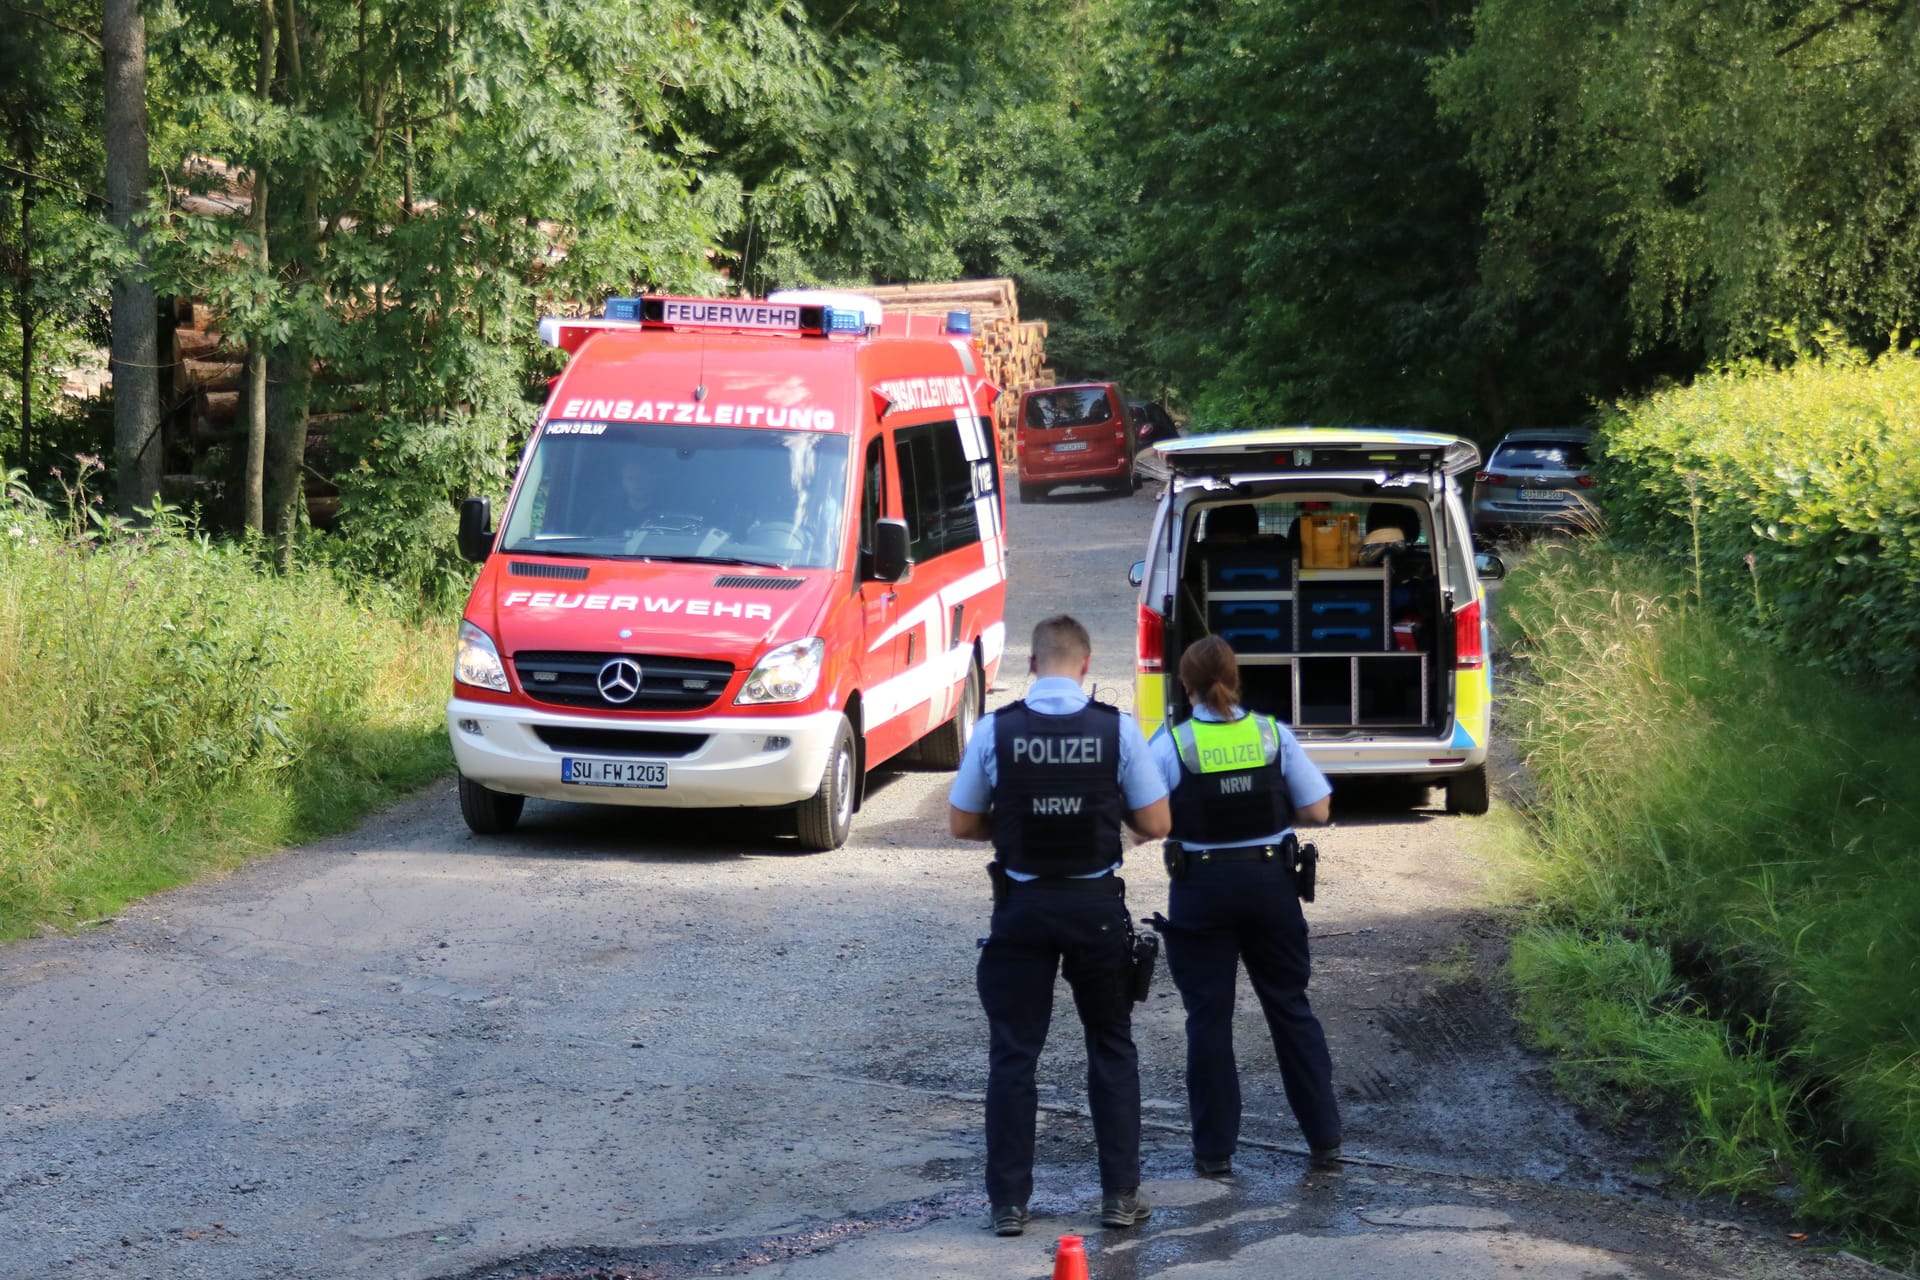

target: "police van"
[448,291,1009,848]
[1130,428,1505,814]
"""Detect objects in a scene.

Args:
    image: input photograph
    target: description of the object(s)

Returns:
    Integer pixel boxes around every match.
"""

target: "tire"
[796,715,857,850]
[1019,479,1046,504]
[458,773,525,835]
[920,660,981,770]
[1445,765,1490,816]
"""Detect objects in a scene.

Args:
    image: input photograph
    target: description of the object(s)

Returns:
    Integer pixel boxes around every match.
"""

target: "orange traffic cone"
[1052,1233,1090,1280]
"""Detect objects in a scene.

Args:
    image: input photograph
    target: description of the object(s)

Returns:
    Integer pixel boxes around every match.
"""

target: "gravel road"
[0,481,1897,1280]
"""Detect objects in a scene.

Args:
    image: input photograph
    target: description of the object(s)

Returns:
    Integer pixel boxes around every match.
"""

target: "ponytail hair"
[1179,635,1242,718]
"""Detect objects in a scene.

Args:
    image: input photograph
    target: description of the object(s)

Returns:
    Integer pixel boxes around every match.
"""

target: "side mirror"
[870,518,912,583]
[458,496,494,563]
[1475,551,1507,581]
[1127,560,1146,588]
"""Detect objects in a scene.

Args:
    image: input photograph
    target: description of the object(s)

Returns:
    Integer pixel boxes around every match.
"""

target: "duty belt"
[1009,873,1122,893]
[1188,844,1285,865]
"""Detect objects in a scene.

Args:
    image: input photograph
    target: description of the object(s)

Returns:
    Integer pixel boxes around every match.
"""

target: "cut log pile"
[861,279,1050,464]
[160,296,347,527]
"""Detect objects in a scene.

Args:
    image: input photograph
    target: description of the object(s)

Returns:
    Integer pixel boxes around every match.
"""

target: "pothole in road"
[435,1190,982,1280]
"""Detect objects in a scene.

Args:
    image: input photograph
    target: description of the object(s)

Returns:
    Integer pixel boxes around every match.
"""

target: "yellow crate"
[1299,513,1359,568]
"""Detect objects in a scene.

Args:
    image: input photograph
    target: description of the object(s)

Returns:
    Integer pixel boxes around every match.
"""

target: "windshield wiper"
[666,554,790,569]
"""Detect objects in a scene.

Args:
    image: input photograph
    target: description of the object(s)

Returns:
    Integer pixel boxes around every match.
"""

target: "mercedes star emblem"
[596,657,643,704]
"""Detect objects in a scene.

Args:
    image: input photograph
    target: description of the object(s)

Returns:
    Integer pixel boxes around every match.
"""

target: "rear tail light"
[1454,598,1485,670]
[1137,603,1165,673]
[1575,473,1596,488]
[1474,471,1509,485]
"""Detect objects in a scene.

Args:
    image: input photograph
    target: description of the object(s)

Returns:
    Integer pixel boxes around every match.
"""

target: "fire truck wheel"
[1019,480,1047,504]
[796,716,857,850]
[458,774,526,834]
[920,659,981,770]
[1444,765,1490,816]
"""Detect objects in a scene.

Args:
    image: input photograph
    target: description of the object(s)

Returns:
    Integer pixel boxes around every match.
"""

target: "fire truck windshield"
[497,422,851,570]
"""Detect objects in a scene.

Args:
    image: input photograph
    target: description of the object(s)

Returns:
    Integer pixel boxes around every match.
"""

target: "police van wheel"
[921,660,981,770]
[1444,765,1490,816]
[796,717,857,850]
[458,773,525,835]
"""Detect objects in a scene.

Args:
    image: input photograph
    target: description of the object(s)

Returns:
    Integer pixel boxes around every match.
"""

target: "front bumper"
[447,696,842,808]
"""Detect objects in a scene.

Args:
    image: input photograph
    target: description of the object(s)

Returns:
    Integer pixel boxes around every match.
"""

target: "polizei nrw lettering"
[1199,741,1264,770]
[1218,775,1254,794]
[501,591,773,621]
[1031,796,1084,815]
[1010,736,1104,765]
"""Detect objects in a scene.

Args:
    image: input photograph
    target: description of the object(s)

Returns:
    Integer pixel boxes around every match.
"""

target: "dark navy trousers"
[1164,858,1340,1159]
[975,878,1140,1207]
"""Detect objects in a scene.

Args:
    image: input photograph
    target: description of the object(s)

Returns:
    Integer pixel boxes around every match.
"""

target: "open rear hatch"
[1158,430,1481,742]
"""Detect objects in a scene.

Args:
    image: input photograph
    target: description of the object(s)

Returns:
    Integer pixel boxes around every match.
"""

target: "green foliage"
[0,464,450,936]
[1598,344,1920,686]
[1436,0,1920,361]
[1497,537,1920,1261]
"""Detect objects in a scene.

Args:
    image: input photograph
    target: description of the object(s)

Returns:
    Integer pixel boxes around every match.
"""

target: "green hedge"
[1598,347,1920,685]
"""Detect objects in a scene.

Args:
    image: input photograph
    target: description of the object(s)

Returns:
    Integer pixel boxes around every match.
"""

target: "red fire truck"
[448,291,1008,848]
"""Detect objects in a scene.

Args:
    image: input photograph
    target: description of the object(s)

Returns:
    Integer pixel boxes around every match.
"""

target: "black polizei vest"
[990,699,1126,878]
[1167,713,1293,846]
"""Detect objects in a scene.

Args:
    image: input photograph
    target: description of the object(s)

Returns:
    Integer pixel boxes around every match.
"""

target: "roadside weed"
[0,465,452,937]
[1496,537,1920,1263]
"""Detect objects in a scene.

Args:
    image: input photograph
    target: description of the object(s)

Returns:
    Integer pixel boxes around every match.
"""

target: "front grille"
[509,561,591,581]
[533,727,708,758]
[713,574,805,590]
[512,651,735,711]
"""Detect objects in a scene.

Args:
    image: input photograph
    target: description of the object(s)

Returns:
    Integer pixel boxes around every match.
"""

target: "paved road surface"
[0,481,1895,1280]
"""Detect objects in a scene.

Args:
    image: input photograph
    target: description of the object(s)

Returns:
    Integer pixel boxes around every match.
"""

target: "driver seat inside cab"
[1132,428,1505,815]
[447,291,1009,850]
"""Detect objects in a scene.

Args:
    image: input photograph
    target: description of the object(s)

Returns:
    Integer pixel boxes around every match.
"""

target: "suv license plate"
[562,757,668,788]
[1052,441,1089,453]
[1518,488,1566,502]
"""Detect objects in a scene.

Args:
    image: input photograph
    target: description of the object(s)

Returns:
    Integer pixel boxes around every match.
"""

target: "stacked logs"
[861,279,1050,464]
[163,298,349,527]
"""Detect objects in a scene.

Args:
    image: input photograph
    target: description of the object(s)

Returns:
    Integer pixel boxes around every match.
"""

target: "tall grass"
[0,464,453,938]
[1497,537,1920,1261]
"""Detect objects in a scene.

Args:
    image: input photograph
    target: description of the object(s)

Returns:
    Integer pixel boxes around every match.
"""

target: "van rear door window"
[1024,388,1112,429]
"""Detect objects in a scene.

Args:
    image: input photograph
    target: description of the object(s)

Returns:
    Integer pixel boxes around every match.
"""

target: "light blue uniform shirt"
[949,676,1169,879]
[1149,704,1332,851]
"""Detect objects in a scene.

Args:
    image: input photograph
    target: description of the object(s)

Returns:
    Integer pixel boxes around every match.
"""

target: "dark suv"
[1468,427,1598,538]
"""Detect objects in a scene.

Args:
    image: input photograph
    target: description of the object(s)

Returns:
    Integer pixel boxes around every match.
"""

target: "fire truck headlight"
[455,621,510,692]
[737,637,825,705]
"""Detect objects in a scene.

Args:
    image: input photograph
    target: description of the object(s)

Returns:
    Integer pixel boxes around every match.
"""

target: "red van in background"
[1015,381,1138,502]
[448,292,1008,849]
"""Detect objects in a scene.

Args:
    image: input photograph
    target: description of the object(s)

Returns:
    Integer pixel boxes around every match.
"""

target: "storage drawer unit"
[1209,598,1293,653]
[1205,552,1292,592]
[1297,579,1387,651]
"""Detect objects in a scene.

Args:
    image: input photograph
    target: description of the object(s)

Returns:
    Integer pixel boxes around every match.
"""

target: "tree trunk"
[16,149,32,475]
[104,0,162,515]
[242,0,276,533]
[264,0,313,564]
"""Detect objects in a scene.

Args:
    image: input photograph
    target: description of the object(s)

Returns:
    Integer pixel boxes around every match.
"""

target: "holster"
[1162,840,1189,881]
[1293,839,1319,903]
[986,860,1010,908]
[1126,923,1159,1002]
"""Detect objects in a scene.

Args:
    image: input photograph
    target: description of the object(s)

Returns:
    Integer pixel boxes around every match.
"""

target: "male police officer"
[949,615,1171,1237]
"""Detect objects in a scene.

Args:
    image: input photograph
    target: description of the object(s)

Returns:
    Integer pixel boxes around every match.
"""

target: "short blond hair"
[1030,614,1092,670]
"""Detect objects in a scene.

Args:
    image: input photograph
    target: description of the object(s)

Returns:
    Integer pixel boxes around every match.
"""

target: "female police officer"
[1149,635,1340,1176]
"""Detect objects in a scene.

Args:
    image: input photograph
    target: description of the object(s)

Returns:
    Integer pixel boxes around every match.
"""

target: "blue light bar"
[945,310,972,335]
[822,307,869,335]
[605,296,644,321]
